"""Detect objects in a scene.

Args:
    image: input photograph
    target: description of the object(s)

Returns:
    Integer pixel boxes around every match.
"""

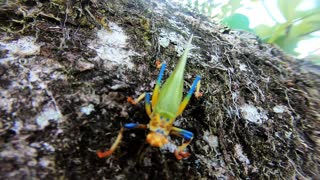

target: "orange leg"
[156,60,162,69]
[97,128,124,158]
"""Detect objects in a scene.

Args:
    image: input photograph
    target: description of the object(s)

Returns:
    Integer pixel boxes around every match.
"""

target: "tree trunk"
[0,0,319,179]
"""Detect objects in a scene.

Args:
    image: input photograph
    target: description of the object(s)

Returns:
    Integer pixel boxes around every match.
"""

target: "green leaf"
[221,13,252,32]
[221,3,231,16]
[200,1,210,14]
[290,21,320,38]
[294,8,320,20]
[273,35,300,55]
[253,24,274,40]
[220,0,242,17]
[208,5,213,16]
[277,0,303,21]
[290,11,320,37]
[229,0,242,14]
[194,0,199,9]
[267,23,289,43]
[187,0,192,7]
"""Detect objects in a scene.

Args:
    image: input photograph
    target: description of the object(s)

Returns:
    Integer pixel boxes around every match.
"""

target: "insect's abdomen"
[154,35,193,118]
[154,67,184,118]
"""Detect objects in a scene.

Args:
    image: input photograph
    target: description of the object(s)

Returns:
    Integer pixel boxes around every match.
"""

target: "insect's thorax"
[148,113,174,135]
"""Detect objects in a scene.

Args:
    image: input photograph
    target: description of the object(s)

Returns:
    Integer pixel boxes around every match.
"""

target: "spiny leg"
[151,62,166,107]
[96,123,147,158]
[176,75,201,116]
[170,127,194,160]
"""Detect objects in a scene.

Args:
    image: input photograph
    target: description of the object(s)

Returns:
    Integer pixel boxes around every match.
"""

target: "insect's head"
[146,131,168,147]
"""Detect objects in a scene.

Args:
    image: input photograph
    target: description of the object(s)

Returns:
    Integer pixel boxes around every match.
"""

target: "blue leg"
[171,127,194,140]
[145,93,152,117]
[170,127,194,160]
[177,75,201,116]
[124,123,147,129]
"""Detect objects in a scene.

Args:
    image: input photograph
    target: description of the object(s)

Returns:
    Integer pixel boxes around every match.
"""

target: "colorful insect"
[96,35,201,160]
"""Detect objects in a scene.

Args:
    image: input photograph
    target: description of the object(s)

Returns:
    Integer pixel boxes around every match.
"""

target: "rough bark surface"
[0,0,319,179]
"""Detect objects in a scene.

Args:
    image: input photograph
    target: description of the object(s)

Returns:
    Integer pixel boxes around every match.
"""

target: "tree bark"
[0,0,319,179]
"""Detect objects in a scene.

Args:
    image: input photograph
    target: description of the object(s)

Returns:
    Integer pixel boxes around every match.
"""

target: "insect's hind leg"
[96,123,147,158]
[145,93,152,117]
[151,62,166,107]
[127,62,166,108]
[170,126,194,160]
[194,79,202,98]
[176,75,201,116]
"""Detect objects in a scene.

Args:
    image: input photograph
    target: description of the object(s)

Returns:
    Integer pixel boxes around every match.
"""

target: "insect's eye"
[159,116,170,122]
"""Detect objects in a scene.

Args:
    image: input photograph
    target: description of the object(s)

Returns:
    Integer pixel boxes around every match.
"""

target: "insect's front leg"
[170,127,194,160]
[96,123,147,158]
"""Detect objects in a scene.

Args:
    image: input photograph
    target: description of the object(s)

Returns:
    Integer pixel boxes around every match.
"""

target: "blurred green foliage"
[183,0,320,64]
